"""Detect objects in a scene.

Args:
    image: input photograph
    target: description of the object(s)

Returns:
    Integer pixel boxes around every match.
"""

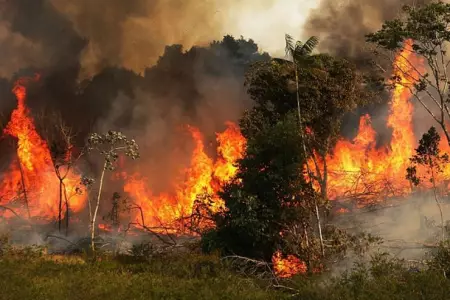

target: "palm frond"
[297,36,319,56]
[284,34,295,59]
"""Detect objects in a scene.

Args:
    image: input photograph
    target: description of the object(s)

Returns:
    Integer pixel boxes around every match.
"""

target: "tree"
[273,34,318,141]
[86,131,139,252]
[202,114,379,273]
[242,49,378,261]
[35,109,84,235]
[406,126,449,242]
[271,34,328,255]
[244,47,379,200]
[202,114,318,265]
[366,1,450,146]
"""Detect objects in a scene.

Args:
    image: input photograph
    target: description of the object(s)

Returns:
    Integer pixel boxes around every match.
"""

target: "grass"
[2,242,450,300]
[0,251,284,300]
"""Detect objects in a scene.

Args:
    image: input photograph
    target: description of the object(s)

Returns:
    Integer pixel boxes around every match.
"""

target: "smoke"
[303,0,432,61]
[329,193,450,276]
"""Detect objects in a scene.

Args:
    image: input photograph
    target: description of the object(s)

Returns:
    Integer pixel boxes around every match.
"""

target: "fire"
[0,77,86,220]
[213,121,247,185]
[276,40,449,277]
[121,122,246,231]
[272,251,307,278]
[312,40,429,203]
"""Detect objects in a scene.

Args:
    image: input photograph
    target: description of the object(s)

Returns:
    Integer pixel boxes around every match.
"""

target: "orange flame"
[0,77,86,220]
[310,40,428,203]
[120,122,246,231]
[272,251,307,278]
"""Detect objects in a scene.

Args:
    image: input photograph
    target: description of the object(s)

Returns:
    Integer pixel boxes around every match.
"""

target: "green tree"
[366,1,450,145]
[202,114,317,263]
[241,38,379,259]
[202,114,378,272]
[86,131,139,252]
[244,48,378,200]
[271,34,326,255]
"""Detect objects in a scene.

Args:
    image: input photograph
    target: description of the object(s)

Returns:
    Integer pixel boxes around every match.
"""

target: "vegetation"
[3,2,450,299]
[367,1,450,146]
[85,131,140,252]
[0,246,281,300]
[1,239,450,299]
[203,33,382,273]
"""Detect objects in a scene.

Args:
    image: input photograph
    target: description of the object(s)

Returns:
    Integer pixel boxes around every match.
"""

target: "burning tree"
[34,109,85,235]
[367,1,450,146]
[86,131,139,252]
[0,76,86,224]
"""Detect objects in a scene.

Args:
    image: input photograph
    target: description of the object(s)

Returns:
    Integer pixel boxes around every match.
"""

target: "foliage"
[366,1,450,145]
[428,240,450,277]
[202,114,316,262]
[406,126,449,186]
[85,130,139,252]
[243,53,377,156]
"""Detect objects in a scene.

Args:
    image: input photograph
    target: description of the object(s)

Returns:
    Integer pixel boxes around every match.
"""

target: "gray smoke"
[304,0,432,61]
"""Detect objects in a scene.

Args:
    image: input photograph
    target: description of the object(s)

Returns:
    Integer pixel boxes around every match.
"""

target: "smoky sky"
[303,0,434,142]
[303,0,432,61]
[0,0,271,195]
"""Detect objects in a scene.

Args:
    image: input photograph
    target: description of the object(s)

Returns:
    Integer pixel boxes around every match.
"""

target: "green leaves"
[367,2,450,51]
[204,114,314,261]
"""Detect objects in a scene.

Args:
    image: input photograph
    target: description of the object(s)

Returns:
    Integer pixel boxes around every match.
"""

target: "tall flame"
[312,40,427,203]
[0,77,86,220]
[120,122,246,231]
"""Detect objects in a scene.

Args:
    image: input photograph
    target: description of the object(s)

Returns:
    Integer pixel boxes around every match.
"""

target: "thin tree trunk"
[63,182,70,236]
[58,179,63,233]
[17,160,30,220]
[295,65,325,257]
[430,161,445,242]
[441,122,450,148]
[91,162,107,252]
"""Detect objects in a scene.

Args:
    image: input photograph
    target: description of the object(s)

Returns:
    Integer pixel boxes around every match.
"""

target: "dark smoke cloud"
[303,0,431,61]
[1,0,85,73]
[0,0,270,198]
[303,0,433,143]
[49,0,227,78]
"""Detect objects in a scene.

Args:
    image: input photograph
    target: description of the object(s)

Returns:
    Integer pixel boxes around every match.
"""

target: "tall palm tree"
[274,34,325,258]
[276,34,318,135]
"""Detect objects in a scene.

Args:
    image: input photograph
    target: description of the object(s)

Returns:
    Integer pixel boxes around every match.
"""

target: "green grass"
[2,246,450,300]
[0,253,283,300]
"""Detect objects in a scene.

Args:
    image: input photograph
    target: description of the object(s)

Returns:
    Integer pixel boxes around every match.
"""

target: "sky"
[216,0,320,56]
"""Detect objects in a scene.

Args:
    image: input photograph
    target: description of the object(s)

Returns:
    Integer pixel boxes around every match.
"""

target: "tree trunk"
[58,179,63,233]
[91,161,107,252]
[442,123,450,148]
[295,64,325,257]
[63,182,70,236]
[18,160,30,220]
[430,160,445,242]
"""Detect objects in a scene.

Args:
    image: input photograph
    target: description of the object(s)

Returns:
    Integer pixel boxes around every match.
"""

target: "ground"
[0,252,284,300]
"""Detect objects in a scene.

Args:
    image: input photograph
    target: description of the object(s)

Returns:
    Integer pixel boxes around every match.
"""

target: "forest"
[2,1,450,300]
